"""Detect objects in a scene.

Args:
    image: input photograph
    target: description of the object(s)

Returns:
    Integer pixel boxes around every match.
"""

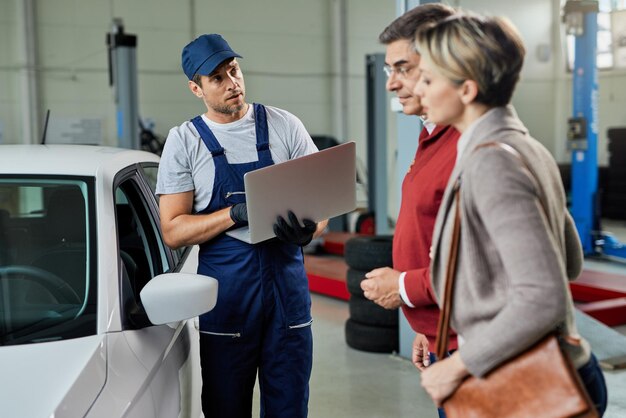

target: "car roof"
[0,145,160,177]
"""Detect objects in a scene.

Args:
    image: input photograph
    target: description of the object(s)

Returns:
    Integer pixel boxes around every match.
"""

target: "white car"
[0,145,217,417]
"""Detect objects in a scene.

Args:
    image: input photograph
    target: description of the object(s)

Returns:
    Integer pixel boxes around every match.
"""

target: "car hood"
[0,335,106,417]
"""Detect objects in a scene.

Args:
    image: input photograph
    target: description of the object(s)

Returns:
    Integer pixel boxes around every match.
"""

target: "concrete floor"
[253,272,626,417]
[253,293,439,417]
[298,293,626,418]
[249,218,626,417]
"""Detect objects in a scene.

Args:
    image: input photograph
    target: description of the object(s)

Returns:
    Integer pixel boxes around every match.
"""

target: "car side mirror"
[140,273,218,325]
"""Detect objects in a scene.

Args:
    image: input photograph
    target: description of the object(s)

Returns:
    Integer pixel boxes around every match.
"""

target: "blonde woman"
[413,13,607,415]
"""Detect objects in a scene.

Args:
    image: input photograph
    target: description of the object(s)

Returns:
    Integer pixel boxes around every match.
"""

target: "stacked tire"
[605,128,626,220]
[344,235,399,353]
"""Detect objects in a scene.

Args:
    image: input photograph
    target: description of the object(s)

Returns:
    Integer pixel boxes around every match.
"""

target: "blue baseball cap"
[181,34,242,80]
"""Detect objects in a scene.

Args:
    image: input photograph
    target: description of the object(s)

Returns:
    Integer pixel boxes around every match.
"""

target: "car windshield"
[0,176,97,345]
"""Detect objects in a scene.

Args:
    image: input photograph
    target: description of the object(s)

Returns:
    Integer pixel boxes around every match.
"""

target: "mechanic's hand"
[412,333,431,371]
[273,211,317,246]
[360,267,403,309]
[229,203,248,226]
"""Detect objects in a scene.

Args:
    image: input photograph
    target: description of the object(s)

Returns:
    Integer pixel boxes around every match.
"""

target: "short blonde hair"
[414,13,525,107]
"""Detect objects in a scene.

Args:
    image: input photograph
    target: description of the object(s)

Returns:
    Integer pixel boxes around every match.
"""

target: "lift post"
[106,18,139,150]
[564,0,599,255]
[365,53,390,235]
[564,0,626,259]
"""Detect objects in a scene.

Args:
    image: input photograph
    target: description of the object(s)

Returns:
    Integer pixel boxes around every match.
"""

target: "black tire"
[346,268,367,296]
[344,235,393,271]
[355,211,375,235]
[344,318,398,353]
[349,294,399,327]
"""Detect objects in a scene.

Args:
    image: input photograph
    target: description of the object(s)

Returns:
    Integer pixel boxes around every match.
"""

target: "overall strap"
[253,103,272,163]
[191,115,225,158]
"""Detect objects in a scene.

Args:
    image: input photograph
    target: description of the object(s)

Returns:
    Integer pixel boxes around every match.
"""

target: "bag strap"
[435,141,548,360]
[435,180,462,360]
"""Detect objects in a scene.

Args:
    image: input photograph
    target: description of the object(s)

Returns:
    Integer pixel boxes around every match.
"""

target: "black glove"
[273,211,317,246]
[229,203,248,226]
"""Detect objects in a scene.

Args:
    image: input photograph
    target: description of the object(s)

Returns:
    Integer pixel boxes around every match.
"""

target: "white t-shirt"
[156,104,318,213]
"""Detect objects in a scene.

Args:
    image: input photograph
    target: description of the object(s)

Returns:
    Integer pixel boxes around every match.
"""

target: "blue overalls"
[191,104,313,418]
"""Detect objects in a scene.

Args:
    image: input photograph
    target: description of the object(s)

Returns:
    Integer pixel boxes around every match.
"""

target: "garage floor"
[252,292,441,417]
[251,292,626,417]
[250,226,626,417]
[252,220,626,417]
[294,293,626,418]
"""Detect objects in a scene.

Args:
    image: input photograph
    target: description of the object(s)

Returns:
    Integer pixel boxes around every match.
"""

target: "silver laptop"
[226,141,357,244]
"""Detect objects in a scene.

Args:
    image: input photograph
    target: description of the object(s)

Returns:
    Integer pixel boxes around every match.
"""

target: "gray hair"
[379,3,455,44]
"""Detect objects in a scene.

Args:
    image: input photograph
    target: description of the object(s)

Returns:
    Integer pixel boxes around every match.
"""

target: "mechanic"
[358,6,460,417]
[156,33,327,418]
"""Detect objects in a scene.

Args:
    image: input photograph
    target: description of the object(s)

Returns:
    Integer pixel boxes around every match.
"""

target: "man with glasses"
[359,7,460,416]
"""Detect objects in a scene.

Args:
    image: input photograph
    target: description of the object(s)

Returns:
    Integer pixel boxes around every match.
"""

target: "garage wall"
[596,72,626,164]
[31,0,335,146]
[2,1,626,178]
[0,0,391,148]
[192,1,333,135]
[454,0,560,156]
[457,0,626,166]
[0,1,20,145]
[345,0,396,213]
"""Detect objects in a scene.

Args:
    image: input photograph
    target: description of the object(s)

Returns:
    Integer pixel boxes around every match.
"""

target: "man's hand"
[360,267,403,309]
[420,352,469,407]
[411,333,430,371]
[273,211,317,246]
[229,203,248,226]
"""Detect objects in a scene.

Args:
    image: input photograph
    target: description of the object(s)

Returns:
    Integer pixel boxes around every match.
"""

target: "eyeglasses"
[383,65,415,79]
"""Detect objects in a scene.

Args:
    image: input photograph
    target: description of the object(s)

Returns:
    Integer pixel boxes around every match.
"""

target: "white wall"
[2,0,626,182]
[597,71,626,164]
[188,0,336,139]
[0,0,391,148]
[0,0,20,144]
[456,0,626,166]
[452,0,560,158]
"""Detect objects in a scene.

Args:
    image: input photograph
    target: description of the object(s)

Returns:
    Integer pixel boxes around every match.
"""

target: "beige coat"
[430,105,590,377]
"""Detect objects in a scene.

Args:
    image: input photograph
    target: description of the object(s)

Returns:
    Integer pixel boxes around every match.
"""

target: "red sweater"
[395,124,460,350]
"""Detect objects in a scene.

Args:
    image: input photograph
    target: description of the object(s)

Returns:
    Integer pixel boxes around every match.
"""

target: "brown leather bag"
[435,142,598,418]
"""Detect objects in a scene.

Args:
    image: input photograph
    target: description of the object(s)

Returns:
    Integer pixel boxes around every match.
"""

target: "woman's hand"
[411,333,430,371]
[420,352,469,407]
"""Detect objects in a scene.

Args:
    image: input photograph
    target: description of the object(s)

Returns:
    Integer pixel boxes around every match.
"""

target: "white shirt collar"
[421,118,437,135]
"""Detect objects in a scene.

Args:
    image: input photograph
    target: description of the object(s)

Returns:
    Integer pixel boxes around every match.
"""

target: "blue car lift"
[564,0,626,260]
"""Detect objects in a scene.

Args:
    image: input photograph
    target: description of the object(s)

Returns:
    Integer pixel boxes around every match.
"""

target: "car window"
[138,162,188,263]
[115,177,170,325]
[0,176,97,346]
[139,163,159,200]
